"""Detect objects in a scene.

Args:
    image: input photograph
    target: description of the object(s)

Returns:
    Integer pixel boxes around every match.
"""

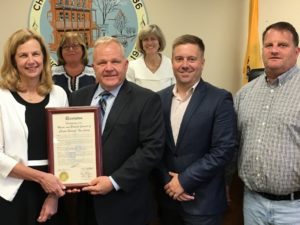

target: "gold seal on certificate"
[59,172,69,182]
[46,106,103,188]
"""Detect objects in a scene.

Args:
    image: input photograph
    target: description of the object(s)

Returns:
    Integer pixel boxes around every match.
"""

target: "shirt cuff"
[109,176,120,191]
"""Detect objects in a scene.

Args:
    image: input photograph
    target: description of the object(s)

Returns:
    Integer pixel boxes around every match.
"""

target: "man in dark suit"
[69,36,165,225]
[156,34,237,225]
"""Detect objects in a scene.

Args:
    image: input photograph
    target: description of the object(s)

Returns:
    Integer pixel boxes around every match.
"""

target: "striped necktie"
[98,91,111,118]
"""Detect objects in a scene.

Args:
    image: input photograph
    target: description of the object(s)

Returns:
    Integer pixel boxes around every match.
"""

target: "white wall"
[1,0,300,93]
[259,0,300,35]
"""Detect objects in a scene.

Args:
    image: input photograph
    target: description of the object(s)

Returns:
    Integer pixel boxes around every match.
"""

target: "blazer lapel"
[101,81,131,143]
[163,89,176,151]
[84,84,99,105]
[176,80,206,148]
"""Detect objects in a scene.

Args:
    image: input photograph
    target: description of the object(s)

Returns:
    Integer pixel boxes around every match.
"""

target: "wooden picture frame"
[46,106,102,187]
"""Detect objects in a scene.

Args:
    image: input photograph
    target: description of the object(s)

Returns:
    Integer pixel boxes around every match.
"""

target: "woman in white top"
[127,24,175,92]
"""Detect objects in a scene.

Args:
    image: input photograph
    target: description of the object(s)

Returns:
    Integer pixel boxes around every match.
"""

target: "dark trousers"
[159,208,222,225]
[77,192,97,225]
[61,193,79,225]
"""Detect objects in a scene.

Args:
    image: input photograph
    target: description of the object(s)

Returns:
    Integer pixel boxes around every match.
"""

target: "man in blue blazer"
[156,34,237,225]
[69,36,165,225]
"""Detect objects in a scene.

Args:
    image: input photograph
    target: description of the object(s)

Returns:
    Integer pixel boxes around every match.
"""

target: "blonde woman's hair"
[0,28,53,95]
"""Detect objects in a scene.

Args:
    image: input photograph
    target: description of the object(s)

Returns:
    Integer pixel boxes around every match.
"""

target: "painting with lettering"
[29,0,148,65]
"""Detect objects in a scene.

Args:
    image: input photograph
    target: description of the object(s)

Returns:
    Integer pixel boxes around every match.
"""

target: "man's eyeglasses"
[62,43,81,51]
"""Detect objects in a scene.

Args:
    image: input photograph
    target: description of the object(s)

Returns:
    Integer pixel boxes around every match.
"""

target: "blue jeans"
[244,188,300,225]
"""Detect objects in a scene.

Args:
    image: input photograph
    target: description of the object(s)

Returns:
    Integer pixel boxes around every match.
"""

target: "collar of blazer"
[101,80,131,142]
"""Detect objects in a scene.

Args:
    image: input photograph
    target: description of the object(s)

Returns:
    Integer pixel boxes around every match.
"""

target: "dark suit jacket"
[69,80,165,225]
[157,79,237,216]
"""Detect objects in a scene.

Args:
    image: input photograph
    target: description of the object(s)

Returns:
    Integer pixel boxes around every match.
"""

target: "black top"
[11,92,49,161]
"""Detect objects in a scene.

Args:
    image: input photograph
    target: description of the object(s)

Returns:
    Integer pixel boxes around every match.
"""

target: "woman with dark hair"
[52,32,95,98]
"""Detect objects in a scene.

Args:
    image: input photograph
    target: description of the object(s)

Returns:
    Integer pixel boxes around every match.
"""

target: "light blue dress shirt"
[91,84,122,133]
[90,83,123,190]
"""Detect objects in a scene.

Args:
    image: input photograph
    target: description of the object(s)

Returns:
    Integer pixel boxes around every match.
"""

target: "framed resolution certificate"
[46,106,102,187]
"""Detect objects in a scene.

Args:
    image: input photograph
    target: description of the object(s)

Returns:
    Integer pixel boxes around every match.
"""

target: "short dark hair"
[172,34,205,54]
[262,21,299,47]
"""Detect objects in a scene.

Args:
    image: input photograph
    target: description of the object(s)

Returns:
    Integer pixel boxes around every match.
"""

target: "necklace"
[18,91,44,103]
[145,54,162,73]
